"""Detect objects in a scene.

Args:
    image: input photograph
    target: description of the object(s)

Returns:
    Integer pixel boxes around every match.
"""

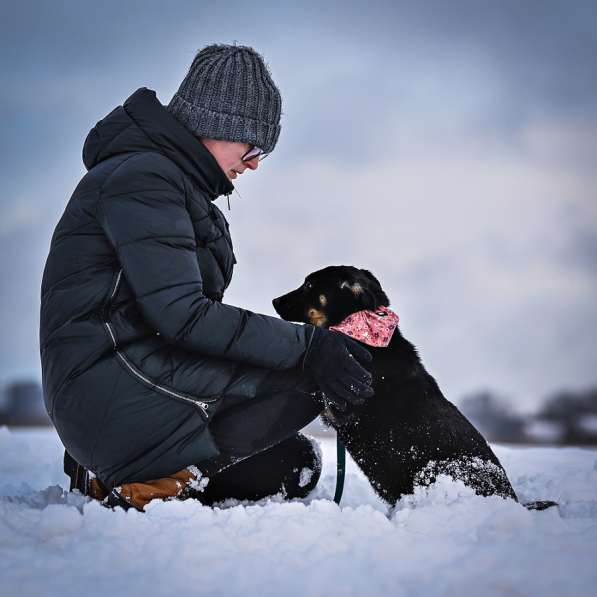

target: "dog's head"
[272,265,390,327]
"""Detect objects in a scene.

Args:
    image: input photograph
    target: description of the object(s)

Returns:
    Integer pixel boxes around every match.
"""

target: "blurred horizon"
[3,377,597,447]
[1,0,596,412]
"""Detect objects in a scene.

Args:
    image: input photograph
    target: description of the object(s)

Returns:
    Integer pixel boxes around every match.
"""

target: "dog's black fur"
[273,266,518,506]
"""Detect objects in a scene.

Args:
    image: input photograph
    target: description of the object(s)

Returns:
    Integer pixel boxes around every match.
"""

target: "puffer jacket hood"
[83,87,234,200]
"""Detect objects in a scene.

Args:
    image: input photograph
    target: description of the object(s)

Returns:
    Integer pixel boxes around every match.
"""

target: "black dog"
[273,266,519,506]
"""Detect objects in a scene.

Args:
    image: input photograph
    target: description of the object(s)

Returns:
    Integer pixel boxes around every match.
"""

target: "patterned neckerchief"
[329,305,399,347]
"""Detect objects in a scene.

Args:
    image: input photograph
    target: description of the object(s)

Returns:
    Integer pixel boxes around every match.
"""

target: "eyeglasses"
[241,145,269,162]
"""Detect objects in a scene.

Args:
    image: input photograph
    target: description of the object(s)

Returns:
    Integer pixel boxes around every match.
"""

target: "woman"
[40,44,373,510]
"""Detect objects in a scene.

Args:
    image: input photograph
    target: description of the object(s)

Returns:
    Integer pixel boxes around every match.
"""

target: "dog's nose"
[272,297,280,309]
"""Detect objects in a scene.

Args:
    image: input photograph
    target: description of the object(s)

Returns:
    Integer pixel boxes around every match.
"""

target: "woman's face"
[200,138,260,180]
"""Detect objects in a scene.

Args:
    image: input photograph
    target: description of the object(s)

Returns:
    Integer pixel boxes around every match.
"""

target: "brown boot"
[64,450,200,512]
[109,469,198,512]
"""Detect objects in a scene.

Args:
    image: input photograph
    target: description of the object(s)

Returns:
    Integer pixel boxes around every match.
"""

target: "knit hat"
[167,44,282,154]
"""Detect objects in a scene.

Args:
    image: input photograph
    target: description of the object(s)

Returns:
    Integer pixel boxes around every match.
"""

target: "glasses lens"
[243,146,265,161]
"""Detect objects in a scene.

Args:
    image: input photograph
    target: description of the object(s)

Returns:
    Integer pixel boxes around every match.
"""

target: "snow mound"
[1,427,596,597]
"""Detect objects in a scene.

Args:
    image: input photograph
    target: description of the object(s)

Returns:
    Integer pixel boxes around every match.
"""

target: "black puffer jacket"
[40,88,309,486]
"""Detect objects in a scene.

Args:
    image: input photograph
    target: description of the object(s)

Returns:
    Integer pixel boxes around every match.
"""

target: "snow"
[1,426,596,597]
[298,466,314,488]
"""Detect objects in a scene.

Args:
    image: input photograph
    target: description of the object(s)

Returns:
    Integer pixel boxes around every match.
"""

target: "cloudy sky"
[1,0,596,411]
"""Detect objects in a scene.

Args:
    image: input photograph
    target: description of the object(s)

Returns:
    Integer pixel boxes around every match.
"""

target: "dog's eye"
[304,281,312,290]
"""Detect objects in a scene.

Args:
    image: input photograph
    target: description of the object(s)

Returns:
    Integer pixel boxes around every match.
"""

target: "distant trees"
[460,391,526,443]
[534,388,597,446]
[0,380,50,426]
[460,388,597,446]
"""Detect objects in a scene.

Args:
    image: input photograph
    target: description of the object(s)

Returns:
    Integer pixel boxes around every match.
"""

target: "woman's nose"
[245,157,259,171]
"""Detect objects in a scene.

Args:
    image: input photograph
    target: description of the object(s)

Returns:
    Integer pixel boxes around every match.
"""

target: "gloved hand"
[302,326,374,411]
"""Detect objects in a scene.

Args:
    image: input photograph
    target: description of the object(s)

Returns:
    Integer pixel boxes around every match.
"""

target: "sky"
[1,0,596,412]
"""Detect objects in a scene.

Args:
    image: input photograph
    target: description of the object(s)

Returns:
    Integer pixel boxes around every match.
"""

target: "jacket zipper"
[103,269,213,420]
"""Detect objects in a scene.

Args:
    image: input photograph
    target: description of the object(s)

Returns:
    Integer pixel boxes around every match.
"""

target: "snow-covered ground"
[1,426,596,597]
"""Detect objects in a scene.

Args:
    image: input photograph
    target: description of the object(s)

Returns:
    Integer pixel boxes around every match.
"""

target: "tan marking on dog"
[341,281,363,295]
[319,294,327,306]
[308,308,327,327]
[350,282,363,295]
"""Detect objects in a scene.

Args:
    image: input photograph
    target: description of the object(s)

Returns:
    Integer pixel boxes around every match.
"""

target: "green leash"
[333,434,346,504]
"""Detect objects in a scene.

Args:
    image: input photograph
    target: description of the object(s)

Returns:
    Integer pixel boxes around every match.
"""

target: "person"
[40,44,373,510]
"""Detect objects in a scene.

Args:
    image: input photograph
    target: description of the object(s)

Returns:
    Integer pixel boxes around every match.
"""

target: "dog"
[273,265,519,506]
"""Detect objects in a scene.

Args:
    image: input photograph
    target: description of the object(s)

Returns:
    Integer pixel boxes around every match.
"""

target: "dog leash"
[333,435,346,504]
[327,307,400,505]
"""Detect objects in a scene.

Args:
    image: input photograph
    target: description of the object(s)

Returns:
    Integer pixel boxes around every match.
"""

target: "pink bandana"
[329,305,399,347]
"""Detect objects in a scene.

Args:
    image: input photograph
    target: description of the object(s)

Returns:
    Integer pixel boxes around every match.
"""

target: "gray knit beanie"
[167,44,282,154]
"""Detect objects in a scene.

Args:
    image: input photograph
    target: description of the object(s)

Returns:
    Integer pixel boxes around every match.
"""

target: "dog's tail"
[522,500,559,511]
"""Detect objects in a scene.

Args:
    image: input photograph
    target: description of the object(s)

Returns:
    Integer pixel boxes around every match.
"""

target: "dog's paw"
[321,402,359,428]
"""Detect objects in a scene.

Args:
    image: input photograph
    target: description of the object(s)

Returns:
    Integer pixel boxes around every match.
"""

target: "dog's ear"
[360,269,390,309]
[340,269,390,310]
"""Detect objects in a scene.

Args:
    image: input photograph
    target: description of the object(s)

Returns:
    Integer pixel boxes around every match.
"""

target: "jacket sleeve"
[96,153,309,370]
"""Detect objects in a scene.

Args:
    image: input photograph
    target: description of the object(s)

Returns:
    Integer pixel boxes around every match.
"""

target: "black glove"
[302,326,374,410]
